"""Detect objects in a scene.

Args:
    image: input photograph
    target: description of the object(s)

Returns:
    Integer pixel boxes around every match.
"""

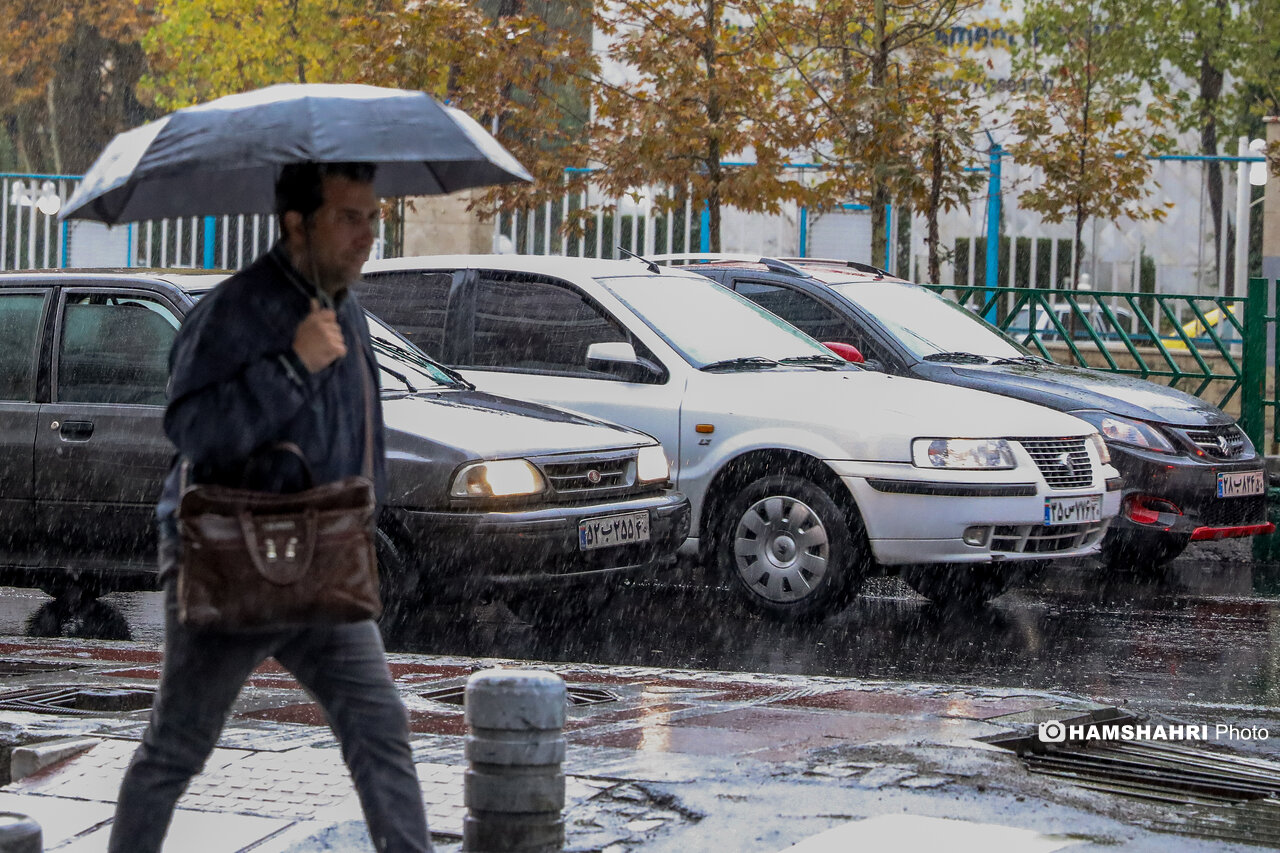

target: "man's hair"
[274,162,377,229]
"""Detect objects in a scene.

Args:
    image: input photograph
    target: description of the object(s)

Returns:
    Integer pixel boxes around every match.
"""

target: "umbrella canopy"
[61,83,533,224]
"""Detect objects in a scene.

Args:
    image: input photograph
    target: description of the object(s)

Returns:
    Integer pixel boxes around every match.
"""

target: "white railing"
[1,172,396,271]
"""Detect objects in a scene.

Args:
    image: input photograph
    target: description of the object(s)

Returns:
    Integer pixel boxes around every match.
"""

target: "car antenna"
[617,246,661,274]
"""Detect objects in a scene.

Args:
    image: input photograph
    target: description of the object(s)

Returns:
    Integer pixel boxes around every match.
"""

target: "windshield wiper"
[921,351,991,364]
[371,338,475,390]
[699,356,781,372]
[777,354,847,370]
[378,363,418,393]
[990,355,1048,366]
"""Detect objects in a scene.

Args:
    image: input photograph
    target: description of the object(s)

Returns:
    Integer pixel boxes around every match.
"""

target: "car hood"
[382,389,651,457]
[937,361,1233,426]
[685,368,1097,462]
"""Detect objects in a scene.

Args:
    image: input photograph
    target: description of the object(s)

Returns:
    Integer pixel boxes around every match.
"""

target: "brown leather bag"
[175,359,382,630]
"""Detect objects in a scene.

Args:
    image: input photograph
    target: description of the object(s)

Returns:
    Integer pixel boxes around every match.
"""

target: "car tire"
[376,529,416,644]
[900,564,1011,609]
[1099,529,1190,574]
[26,597,131,640]
[717,474,866,621]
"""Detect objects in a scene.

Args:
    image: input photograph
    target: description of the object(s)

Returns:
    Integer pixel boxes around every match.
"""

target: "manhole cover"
[422,684,618,708]
[985,707,1280,848]
[0,659,86,676]
[0,686,155,716]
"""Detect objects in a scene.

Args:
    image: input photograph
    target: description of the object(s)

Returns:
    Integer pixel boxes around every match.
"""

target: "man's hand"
[293,299,347,373]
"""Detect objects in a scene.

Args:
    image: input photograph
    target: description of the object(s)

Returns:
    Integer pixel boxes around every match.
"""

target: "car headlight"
[1070,410,1175,454]
[450,459,546,498]
[1088,432,1111,464]
[636,444,671,483]
[911,438,1016,469]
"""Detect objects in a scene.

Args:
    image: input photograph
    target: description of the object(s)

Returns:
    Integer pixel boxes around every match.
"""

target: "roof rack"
[648,253,813,278]
[777,257,891,279]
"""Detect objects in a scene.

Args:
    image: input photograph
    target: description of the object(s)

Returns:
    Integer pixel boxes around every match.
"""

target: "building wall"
[402,191,494,256]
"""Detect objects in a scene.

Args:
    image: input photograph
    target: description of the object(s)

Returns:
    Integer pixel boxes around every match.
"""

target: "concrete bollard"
[463,669,567,852]
[0,813,40,852]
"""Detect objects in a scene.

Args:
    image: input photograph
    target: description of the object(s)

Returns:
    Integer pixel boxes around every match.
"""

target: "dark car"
[0,270,689,630]
[657,255,1270,572]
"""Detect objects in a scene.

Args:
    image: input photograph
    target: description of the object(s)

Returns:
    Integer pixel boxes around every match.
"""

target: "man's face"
[297,175,379,289]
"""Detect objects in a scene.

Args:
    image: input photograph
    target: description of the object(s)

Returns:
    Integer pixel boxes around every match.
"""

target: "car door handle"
[57,420,95,441]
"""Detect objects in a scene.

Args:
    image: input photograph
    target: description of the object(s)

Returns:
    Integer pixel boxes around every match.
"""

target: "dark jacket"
[155,243,387,529]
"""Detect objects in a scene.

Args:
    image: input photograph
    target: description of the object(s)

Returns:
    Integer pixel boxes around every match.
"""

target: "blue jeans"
[109,535,431,852]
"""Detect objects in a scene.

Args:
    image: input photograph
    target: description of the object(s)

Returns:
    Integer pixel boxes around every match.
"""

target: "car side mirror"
[822,341,864,363]
[586,341,663,382]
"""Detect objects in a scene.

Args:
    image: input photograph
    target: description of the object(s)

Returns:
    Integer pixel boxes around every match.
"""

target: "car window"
[57,294,180,406]
[831,281,1029,360]
[470,274,628,375]
[600,273,834,367]
[356,271,452,359]
[1012,304,1134,341]
[0,292,45,401]
[733,279,863,343]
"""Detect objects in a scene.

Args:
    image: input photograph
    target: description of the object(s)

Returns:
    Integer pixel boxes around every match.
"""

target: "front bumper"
[1108,445,1270,540]
[389,491,690,596]
[830,460,1122,566]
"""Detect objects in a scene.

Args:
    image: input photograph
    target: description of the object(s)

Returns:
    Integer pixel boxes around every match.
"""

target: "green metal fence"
[923,279,1278,452]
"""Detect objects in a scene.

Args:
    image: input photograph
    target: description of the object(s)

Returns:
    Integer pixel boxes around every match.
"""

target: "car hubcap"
[733,495,830,603]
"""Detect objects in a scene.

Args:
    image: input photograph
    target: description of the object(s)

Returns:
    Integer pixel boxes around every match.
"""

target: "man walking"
[109,162,431,852]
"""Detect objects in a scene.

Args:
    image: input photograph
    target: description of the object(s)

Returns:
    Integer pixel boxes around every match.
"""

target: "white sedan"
[359,255,1123,618]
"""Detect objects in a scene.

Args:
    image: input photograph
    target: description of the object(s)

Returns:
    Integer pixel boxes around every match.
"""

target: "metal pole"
[985,141,1002,321]
[1219,153,1232,293]
[1241,276,1267,450]
[464,669,566,852]
[1236,137,1252,296]
[203,216,216,269]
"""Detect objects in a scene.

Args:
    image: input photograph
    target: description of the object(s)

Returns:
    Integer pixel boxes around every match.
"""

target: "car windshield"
[831,281,1032,361]
[600,274,838,368]
[189,286,459,391]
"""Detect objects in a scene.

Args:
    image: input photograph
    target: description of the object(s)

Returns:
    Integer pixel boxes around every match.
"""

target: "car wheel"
[717,474,866,621]
[1099,529,1191,574]
[900,564,1011,609]
[26,597,131,640]
[376,529,417,644]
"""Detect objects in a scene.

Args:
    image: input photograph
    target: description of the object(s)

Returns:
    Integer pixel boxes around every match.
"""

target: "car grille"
[1200,494,1268,527]
[535,450,638,499]
[1018,438,1094,489]
[991,521,1108,554]
[1179,424,1250,460]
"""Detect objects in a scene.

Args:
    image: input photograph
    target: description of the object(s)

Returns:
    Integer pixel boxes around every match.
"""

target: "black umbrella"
[61,83,533,224]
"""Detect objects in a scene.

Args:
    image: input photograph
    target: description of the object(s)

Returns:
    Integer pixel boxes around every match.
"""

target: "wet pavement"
[1,547,1279,849]
[7,552,1277,739]
[0,636,1273,851]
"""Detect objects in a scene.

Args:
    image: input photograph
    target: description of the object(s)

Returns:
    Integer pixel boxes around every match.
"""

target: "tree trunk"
[702,0,722,253]
[1198,37,1226,293]
[926,110,944,283]
[45,80,63,175]
[869,0,889,264]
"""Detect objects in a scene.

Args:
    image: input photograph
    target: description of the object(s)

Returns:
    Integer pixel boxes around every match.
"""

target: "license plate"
[1217,470,1265,498]
[579,510,650,551]
[1044,494,1103,526]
